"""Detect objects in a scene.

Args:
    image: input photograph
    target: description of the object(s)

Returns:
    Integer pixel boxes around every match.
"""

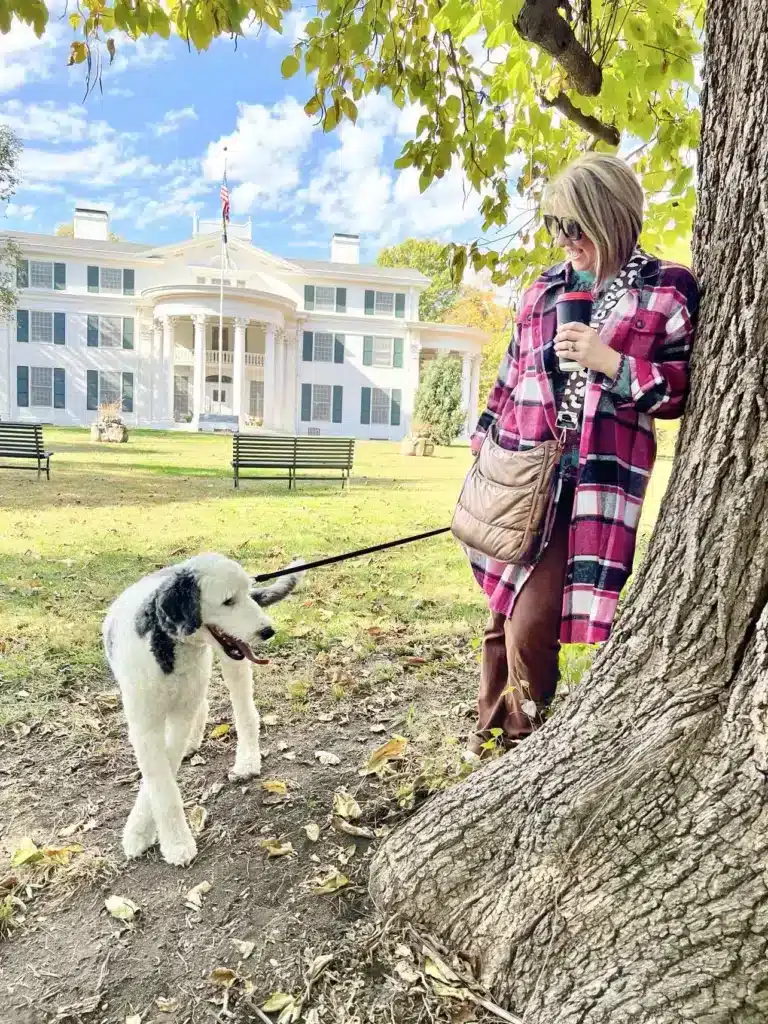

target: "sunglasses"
[543,215,583,241]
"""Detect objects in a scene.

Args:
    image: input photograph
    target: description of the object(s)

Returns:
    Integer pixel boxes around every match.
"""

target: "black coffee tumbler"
[556,290,593,371]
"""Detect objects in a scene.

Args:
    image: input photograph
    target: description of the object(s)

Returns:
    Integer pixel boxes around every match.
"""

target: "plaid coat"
[470,254,700,644]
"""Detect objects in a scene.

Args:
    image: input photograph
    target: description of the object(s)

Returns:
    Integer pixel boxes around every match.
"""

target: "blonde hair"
[542,154,644,289]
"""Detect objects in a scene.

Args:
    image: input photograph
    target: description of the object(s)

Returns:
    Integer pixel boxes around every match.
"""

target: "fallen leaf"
[334,817,375,839]
[363,735,408,774]
[259,838,294,858]
[282,751,297,761]
[58,822,82,838]
[201,780,224,803]
[338,844,356,865]
[370,724,387,734]
[431,980,473,1000]
[424,955,461,984]
[311,867,350,895]
[189,754,207,766]
[105,895,139,922]
[233,939,255,959]
[262,992,296,1012]
[55,995,101,1018]
[155,996,180,1012]
[317,712,334,722]
[520,700,538,719]
[304,823,321,842]
[41,844,83,865]
[395,943,413,959]
[305,953,334,983]
[333,789,362,821]
[262,779,288,796]
[11,837,44,868]
[405,656,427,665]
[395,960,421,984]
[209,967,237,988]
[263,713,279,726]
[125,1016,141,1024]
[188,805,208,835]
[314,750,340,766]
[209,723,231,739]
[184,880,211,909]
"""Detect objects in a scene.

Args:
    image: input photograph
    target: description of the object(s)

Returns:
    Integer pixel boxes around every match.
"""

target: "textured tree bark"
[370,3,768,1021]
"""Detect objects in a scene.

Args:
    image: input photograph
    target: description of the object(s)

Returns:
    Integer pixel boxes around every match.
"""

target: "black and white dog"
[103,553,304,866]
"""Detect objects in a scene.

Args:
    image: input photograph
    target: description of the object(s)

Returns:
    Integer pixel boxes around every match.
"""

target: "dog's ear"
[251,560,305,608]
[155,569,202,638]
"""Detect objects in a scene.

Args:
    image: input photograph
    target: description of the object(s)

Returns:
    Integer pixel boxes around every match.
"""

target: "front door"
[204,375,233,415]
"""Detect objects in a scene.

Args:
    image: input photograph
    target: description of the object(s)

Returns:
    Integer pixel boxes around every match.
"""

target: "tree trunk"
[370,3,768,1021]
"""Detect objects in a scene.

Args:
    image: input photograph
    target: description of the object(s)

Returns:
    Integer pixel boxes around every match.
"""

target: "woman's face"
[557,225,597,274]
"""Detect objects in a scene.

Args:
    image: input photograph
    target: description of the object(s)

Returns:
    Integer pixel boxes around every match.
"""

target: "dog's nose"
[259,626,275,641]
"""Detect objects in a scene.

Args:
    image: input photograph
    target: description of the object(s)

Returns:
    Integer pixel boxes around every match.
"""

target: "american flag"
[220,179,230,223]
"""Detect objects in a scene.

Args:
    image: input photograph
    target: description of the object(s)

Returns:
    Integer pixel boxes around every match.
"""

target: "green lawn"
[0,425,677,727]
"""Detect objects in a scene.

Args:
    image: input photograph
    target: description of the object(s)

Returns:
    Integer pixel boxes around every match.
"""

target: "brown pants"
[472,487,574,749]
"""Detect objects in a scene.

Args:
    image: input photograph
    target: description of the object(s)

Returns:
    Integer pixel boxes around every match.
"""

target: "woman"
[467,153,699,756]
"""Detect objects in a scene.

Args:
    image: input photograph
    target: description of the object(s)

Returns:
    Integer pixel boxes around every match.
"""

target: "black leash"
[252,526,452,582]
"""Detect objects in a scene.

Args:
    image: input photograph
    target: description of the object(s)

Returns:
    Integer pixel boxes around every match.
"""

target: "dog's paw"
[122,823,157,860]
[159,833,197,867]
[229,752,262,781]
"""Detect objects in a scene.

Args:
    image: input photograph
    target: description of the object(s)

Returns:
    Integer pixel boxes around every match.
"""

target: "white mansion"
[0,205,486,440]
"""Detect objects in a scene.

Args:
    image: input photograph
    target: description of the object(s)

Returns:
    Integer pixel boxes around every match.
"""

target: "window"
[363,335,404,369]
[16,261,65,289]
[30,262,53,289]
[304,285,347,313]
[364,289,406,318]
[87,266,135,295]
[30,311,53,344]
[87,315,134,349]
[301,383,343,423]
[196,276,206,285]
[360,386,401,427]
[17,366,65,409]
[174,375,191,421]
[249,380,264,419]
[211,327,230,351]
[87,370,134,412]
[236,279,246,288]
[213,389,227,404]
[17,310,66,345]
[313,332,333,362]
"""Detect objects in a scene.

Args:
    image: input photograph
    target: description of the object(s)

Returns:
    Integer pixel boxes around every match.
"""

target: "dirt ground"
[0,631,501,1024]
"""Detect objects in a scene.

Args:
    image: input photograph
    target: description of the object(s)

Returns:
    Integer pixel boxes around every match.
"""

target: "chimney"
[73,204,110,241]
[330,233,360,264]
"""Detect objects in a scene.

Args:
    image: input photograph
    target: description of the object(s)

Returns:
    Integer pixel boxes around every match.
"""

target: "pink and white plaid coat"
[469,254,700,644]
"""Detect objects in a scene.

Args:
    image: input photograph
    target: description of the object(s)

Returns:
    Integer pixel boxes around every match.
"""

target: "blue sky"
[0,12,492,263]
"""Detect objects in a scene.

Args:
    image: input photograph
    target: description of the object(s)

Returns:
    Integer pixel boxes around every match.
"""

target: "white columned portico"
[192,314,207,424]
[263,322,276,429]
[233,317,247,428]
[161,317,176,427]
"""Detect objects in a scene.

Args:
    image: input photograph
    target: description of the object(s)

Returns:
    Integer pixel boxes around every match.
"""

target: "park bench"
[232,434,355,490]
[0,422,53,480]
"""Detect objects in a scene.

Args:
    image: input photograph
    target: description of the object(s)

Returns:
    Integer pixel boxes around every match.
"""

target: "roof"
[1,230,149,255]
[289,257,428,284]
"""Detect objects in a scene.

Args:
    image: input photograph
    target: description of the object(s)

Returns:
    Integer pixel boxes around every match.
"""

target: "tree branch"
[538,90,620,146]
[516,0,602,96]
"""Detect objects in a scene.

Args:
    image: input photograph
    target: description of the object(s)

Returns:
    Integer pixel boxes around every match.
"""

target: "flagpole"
[218,147,227,417]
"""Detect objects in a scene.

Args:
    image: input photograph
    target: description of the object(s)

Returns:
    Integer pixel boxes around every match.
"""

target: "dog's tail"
[250,559,305,607]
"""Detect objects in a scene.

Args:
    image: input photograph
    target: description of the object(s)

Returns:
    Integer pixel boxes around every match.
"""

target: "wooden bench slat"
[0,423,51,479]
[232,433,354,490]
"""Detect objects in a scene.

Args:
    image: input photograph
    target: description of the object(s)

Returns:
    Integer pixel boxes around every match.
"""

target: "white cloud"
[4,202,36,221]
[151,106,198,137]
[0,20,62,94]
[110,35,172,76]
[0,100,114,144]
[203,97,315,212]
[20,139,162,186]
[263,9,308,47]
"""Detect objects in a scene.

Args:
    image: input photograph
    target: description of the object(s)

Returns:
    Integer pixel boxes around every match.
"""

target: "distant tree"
[413,355,465,445]
[55,221,123,243]
[0,125,22,320]
[442,286,513,410]
[377,238,459,322]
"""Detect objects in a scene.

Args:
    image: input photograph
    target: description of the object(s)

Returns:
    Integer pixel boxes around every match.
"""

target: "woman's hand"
[554,322,622,379]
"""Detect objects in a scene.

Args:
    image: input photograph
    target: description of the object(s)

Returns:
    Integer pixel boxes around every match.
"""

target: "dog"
[103,552,304,866]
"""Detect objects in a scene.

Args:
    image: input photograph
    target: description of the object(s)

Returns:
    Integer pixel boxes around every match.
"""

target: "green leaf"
[281,54,300,78]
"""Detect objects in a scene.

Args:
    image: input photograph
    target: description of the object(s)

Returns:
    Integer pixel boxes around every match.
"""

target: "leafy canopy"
[0,125,22,320]
[413,355,466,446]
[4,0,701,286]
[442,287,512,403]
[377,238,459,322]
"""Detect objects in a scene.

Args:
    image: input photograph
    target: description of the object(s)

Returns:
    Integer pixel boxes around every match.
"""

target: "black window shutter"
[17,260,29,288]
[16,309,29,343]
[363,336,373,366]
[87,266,99,293]
[87,315,99,347]
[17,365,29,407]
[335,287,346,313]
[390,388,402,426]
[123,269,135,295]
[53,312,66,345]
[53,262,66,290]
[302,331,313,362]
[395,292,406,318]
[87,370,99,410]
[332,385,343,423]
[53,368,66,409]
[334,334,345,364]
[122,318,134,350]
[364,290,375,315]
[393,337,404,368]
[301,383,312,422]
[360,387,371,425]
[304,285,315,310]
[122,372,134,413]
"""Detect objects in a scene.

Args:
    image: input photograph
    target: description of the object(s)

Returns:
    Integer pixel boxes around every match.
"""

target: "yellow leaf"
[105,895,139,921]
[209,967,237,987]
[209,723,230,739]
[262,779,288,796]
[11,838,43,868]
[259,838,294,858]
[188,805,208,835]
[332,789,361,821]
[363,735,408,774]
[68,12,81,29]
[184,880,211,909]
[262,992,295,1012]
[41,844,83,865]
[67,40,88,66]
[311,868,349,894]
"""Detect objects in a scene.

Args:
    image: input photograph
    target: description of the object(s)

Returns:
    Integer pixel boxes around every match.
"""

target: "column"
[161,317,176,427]
[192,314,206,425]
[263,322,276,430]
[408,335,422,434]
[468,355,481,438]
[273,328,286,430]
[460,352,472,439]
[233,318,247,428]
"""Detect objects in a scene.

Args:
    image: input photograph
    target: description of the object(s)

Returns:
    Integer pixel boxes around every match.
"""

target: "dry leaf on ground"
[188,805,208,835]
[304,823,321,842]
[105,895,139,922]
[334,818,375,839]
[262,779,288,796]
[209,723,231,739]
[259,839,295,858]
[262,993,295,1012]
[362,736,409,775]
[233,939,255,959]
[314,750,340,766]
[209,967,237,988]
[311,867,350,895]
[185,880,211,910]
[263,713,279,726]
[332,789,362,821]
[155,996,180,1012]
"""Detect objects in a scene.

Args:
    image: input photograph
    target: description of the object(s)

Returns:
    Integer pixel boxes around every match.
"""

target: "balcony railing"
[173,345,264,368]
